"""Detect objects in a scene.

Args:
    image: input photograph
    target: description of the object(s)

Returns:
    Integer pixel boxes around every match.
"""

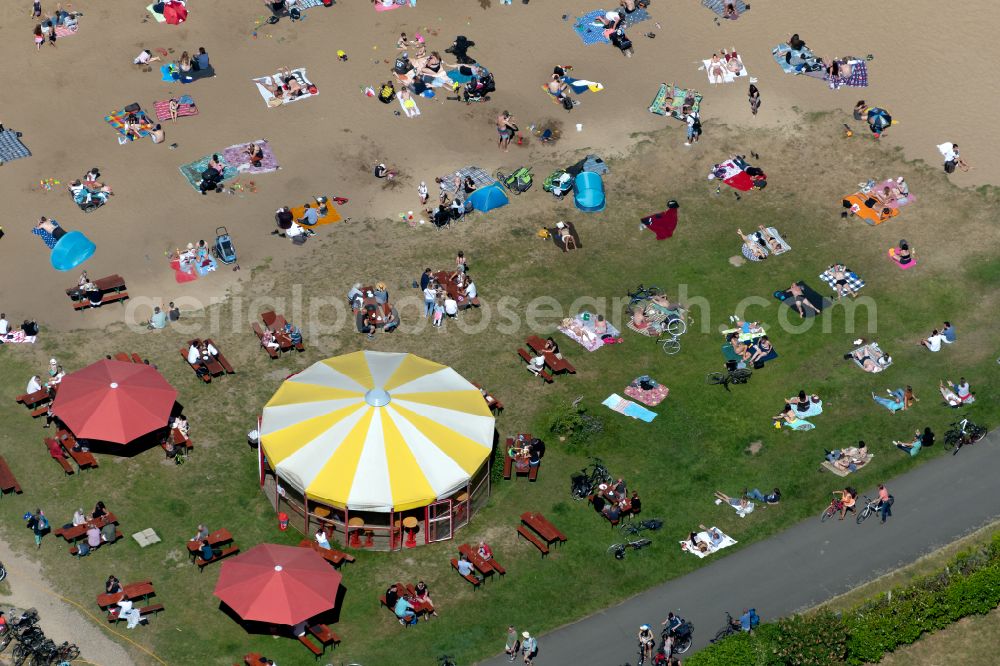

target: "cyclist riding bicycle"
[638,624,656,661]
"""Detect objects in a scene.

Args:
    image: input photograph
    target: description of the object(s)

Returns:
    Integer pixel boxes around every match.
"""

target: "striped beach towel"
[438,166,496,195]
[153,96,198,121]
[702,0,748,17]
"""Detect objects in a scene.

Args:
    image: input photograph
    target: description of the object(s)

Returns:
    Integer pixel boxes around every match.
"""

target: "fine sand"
[1,0,997,332]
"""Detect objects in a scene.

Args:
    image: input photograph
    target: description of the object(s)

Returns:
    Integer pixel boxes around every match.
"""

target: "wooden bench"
[0,456,23,495]
[131,353,144,364]
[517,348,553,383]
[114,352,131,362]
[308,623,341,650]
[71,528,124,556]
[516,526,549,557]
[469,296,481,307]
[48,441,75,475]
[205,338,236,374]
[107,603,163,624]
[164,428,193,456]
[16,389,51,409]
[471,382,503,414]
[197,545,240,571]
[298,634,323,659]
[73,290,129,310]
[450,558,481,588]
[180,348,212,383]
[458,543,505,577]
[252,322,280,359]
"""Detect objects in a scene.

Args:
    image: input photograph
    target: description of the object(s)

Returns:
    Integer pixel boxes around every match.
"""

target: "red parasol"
[213,544,341,626]
[51,360,177,444]
[162,2,188,25]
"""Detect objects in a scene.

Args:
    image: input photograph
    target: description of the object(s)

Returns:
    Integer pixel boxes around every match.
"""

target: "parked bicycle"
[710,612,742,643]
[620,518,664,536]
[0,560,6,583]
[625,284,663,310]
[706,367,752,392]
[570,457,612,500]
[608,536,653,560]
[943,418,987,455]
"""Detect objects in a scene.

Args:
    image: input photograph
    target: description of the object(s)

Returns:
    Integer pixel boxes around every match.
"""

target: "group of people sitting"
[524,337,562,376]
[455,541,495,583]
[629,293,685,334]
[726,331,773,368]
[893,427,934,457]
[825,441,870,473]
[33,3,80,50]
[919,321,956,352]
[507,437,545,472]
[419,259,477,328]
[27,357,65,400]
[773,390,823,428]
[389,33,493,104]
[186,340,219,374]
[349,282,400,339]
[69,168,113,210]
[175,241,217,275]
[1,312,40,344]
[384,581,437,626]
[593,1,648,58]
[164,415,190,461]
[591,478,641,523]
[70,501,115,557]
[940,378,974,406]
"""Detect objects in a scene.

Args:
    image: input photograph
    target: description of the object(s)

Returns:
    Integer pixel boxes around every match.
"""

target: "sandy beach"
[0,0,996,331]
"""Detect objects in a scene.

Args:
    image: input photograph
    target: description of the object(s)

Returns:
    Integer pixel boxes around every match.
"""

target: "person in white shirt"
[464,281,477,300]
[46,367,65,389]
[203,341,219,358]
[186,344,200,365]
[27,376,43,394]
[526,355,546,375]
[444,297,459,317]
[0,313,8,335]
[133,49,160,66]
[73,508,87,526]
[315,528,331,550]
[920,329,944,352]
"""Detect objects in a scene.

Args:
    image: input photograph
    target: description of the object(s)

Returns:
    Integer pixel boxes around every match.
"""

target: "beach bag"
[322,0,334,5]
[393,56,410,75]
[289,7,301,19]
[562,96,574,111]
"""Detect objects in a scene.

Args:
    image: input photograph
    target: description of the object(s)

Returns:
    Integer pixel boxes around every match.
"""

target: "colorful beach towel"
[702,54,747,84]
[648,83,702,120]
[222,140,280,175]
[602,393,657,422]
[821,453,874,477]
[104,109,153,139]
[145,3,167,22]
[178,154,238,192]
[702,0,748,17]
[829,60,868,88]
[819,267,866,295]
[153,95,198,121]
[438,166,497,195]
[254,68,318,108]
[624,376,669,406]
[680,528,737,558]
[54,24,79,38]
[572,10,612,45]
[0,130,31,163]
[374,0,406,11]
[558,312,619,351]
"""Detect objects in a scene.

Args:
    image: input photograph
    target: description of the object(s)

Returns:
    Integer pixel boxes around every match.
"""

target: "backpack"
[393,56,410,74]
[562,96,574,111]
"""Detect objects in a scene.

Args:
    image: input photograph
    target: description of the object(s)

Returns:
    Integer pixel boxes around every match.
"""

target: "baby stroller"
[212,226,237,265]
[542,170,573,199]
[496,167,533,195]
[460,70,495,104]
[71,188,107,214]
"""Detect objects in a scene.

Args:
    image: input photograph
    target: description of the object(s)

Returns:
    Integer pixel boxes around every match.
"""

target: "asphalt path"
[479,432,1000,666]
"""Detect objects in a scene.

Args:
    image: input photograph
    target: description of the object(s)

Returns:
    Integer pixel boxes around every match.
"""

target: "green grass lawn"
[1,116,999,666]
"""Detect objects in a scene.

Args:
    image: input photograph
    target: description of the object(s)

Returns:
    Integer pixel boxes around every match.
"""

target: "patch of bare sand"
[0,538,137,666]
[1,0,997,338]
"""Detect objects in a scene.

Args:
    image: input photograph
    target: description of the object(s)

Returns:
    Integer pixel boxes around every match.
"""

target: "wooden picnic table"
[432,272,478,309]
[57,512,118,542]
[67,274,129,309]
[520,512,567,546]
[97,580,154,608]
[55,430,99,469]
[381,582,432,616]
[298,539,356,568]
[526,335,576,374]
[260,312,296,350]
[186,528,233,559]
[457,543,505,579]
[504,435,539,481]
[187,339,225,376]
[0,456,23,495]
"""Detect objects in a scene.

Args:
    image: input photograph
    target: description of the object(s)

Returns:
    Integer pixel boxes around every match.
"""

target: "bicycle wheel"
[665,317,687,336]
[820,504,836,523]
[12,644,28,666]
[706,372,726,385]
[633,538,653,549]
[970,426,988,444]
[710,627,732,644]
[731,368,753,383]
[661,338,680,355]
[0,633,12,653]
[675,635,692,654]
[61,644,80,661]
[856,505,872,525]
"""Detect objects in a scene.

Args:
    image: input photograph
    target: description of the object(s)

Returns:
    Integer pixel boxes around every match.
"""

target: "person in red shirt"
[877,484,892,523]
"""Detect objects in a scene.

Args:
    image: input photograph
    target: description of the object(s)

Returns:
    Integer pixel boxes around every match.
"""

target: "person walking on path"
[27,509,49,548]
[504,626,520,661]
[497,111,517,152]
[877,484,892,523]
[521,631,538,665]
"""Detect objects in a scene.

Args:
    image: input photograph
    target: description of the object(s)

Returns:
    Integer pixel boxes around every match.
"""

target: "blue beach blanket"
[573,8,651,45]
[603,393,657,422]
[702,0,748,17]
[178,154,238,191]
[0,130,31,163]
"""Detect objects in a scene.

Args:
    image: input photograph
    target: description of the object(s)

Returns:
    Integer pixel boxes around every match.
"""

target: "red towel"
[641,208,678,240]
[153,99,198,121]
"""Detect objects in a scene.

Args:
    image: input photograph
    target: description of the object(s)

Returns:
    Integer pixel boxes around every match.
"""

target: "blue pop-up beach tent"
[468,183,509,213]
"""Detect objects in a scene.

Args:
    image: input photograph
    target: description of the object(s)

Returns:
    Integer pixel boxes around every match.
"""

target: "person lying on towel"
[747,336,773,365]
[940,379,974,406]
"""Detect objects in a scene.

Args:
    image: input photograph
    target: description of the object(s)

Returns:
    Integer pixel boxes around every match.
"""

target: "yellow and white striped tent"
[260,351,495,512]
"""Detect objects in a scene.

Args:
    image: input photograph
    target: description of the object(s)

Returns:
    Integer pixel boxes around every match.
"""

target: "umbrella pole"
[304,495,310,536]
[343,507,349,548]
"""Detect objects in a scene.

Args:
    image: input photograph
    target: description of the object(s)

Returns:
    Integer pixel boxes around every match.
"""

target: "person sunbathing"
[748,336,772,364]
[730,335,752,361]
[649,294,682,317]
[699,525,724,547]
[714,491,750,511]
[245,143,265,168]
[419,52,454,86]
[708,54,726,84]
[722,3,739,20]
[890,240,916,266]
[773,404,804,426]
[851,345,886,372]
[687,531,709,553]
[756,226,784,254]
[827,264,858,300]
[826,441,868,463]
[722,47,743,73]
[737,228,767,259]
[786,390,820,413]
[555,222,576,251]
[787,282,821,317]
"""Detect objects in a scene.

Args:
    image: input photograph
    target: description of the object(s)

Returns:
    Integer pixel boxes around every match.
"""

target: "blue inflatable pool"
[574,171,605,212]
[50,231,96,271]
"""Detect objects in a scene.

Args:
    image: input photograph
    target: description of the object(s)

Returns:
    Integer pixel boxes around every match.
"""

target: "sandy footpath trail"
[0,537,137,666]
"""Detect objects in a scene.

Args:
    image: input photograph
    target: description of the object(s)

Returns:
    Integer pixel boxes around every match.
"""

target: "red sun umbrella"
[51,360,177,444]
[162,2,188,25]
[213,544,341,626]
